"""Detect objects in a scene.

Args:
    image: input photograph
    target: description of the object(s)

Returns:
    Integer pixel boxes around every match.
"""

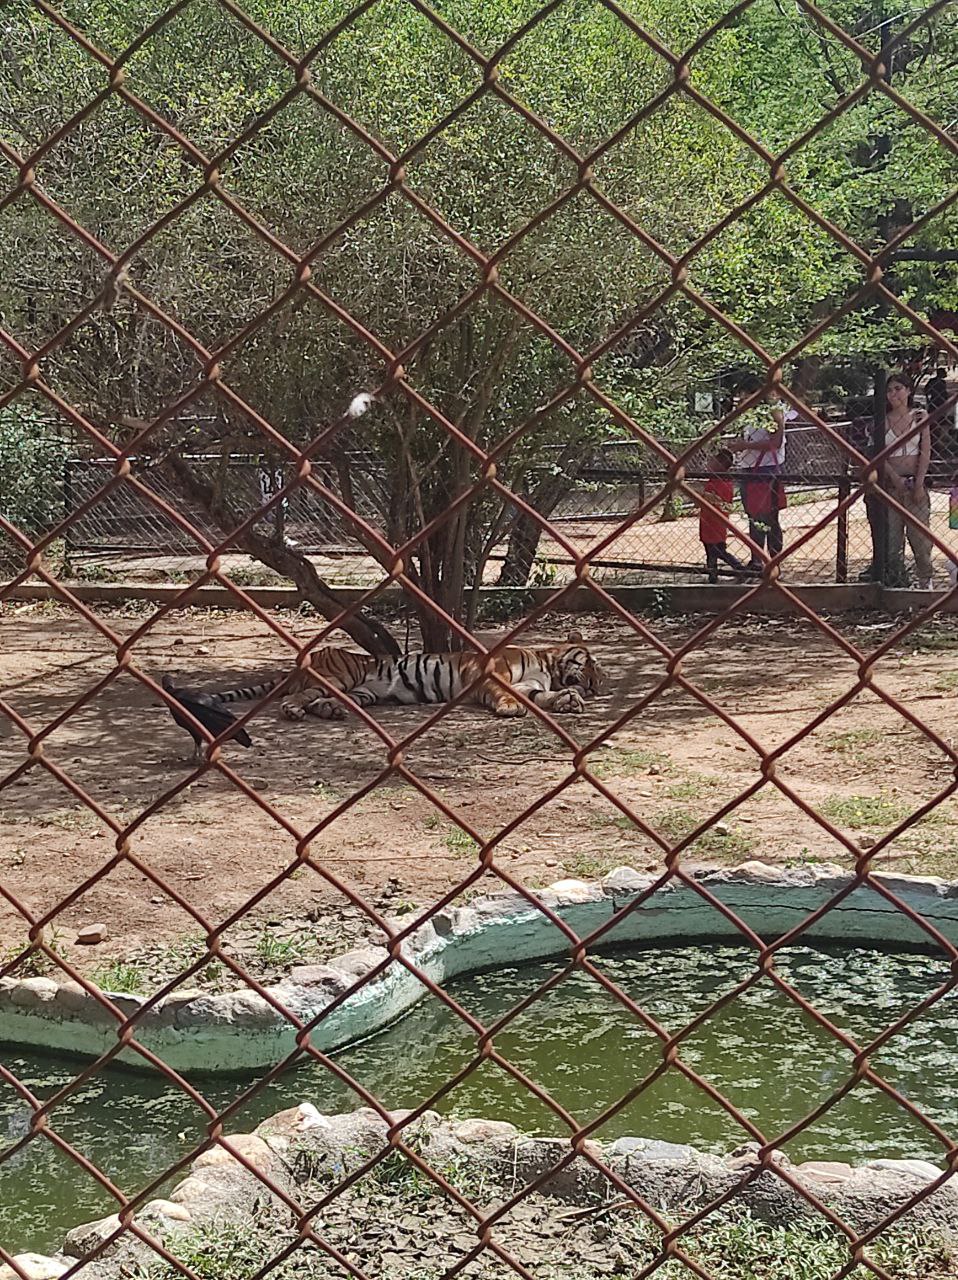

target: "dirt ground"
[1,598,957,987]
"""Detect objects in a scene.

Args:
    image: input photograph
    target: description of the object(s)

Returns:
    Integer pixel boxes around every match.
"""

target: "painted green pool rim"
[1,860,956,1074]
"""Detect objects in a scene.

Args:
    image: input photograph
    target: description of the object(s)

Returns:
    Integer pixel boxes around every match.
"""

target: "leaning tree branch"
[162,451,400,658]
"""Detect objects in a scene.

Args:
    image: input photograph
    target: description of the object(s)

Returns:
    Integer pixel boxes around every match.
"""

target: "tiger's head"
[554,631,604,698]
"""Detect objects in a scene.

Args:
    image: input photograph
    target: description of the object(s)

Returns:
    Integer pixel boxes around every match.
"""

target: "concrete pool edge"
[13,1103,958,1278]
[2,859,957,1074]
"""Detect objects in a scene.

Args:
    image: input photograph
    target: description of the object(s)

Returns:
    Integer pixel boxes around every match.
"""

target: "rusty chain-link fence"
[3,0,958,1276]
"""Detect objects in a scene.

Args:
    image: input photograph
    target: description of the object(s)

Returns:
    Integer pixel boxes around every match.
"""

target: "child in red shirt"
[700,448,747,583]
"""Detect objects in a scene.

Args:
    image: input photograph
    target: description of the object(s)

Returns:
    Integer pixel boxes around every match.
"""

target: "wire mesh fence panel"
[27,427,958,587]
[1,0,958,1278]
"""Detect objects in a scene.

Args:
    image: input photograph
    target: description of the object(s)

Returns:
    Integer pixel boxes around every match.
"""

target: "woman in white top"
[883,373,933,589]
[725,391,786,571]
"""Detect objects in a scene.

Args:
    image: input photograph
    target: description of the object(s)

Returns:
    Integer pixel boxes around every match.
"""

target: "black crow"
[161,675,252,760]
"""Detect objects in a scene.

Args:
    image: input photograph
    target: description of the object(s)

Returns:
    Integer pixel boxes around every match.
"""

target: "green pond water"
[3,942,958,1254]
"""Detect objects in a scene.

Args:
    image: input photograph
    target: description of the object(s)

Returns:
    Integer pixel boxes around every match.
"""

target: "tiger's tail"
[212,679,280,705]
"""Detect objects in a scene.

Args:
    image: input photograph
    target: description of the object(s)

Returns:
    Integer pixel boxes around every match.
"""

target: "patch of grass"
[133,927,318,981]
[476,587,535,624]
[884,823,958,878]
[663,772,719,801]
[821,727,884,753]
[144,935,229,992]
[90,960,148,995]
[934,671,958,693]
[361,1148,437,1201]
[424,813,479,855]
[151,934,208,970]
[131,1217,269,1279]
[620,1211,955,1280]
[35,807,100,832]
[72,562,119,583]
[560,851,622,879]
[783,846,831,870]
[622,808,754,860]
[255,929,317,968]
[0,929,67,978]
[589,747,667,780]
[195,958,229,991]
[443,827,479,854]
[226,566,291,588]
[312,1138,488,1206]
[819,793,945,829]
[131,1193,954,1280]
[309,781,343,806]
[909,624,958,653]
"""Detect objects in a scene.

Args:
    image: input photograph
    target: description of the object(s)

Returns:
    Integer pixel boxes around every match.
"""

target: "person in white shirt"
[725,390,787,572]
[884,373,932,589]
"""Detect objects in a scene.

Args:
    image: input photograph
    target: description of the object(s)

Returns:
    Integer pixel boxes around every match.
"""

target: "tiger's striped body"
[213,633,601,721]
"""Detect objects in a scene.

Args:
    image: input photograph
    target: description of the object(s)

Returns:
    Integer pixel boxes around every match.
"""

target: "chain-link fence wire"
[1,0,958,1276]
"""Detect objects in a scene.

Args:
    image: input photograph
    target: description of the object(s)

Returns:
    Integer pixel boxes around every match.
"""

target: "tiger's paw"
[552,688,585,714]
[305,698,347,720]
[281,702,307,721]
[493,700,526,718]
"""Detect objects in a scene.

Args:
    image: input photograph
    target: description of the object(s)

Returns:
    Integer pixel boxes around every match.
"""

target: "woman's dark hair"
[714,447,734,468]
[886,372,914,406]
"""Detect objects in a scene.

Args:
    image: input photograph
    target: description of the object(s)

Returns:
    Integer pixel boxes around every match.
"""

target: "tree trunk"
[163,453,400,658]
[496,442,587,587]
[416,593,455,651]
[498,510,543,587]
[411,518,468,652]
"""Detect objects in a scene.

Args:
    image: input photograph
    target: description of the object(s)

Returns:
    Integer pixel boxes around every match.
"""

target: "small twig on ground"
[555,1197,634,1223]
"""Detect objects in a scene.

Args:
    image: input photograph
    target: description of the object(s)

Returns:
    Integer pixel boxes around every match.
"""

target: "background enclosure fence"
[59,418,958,586]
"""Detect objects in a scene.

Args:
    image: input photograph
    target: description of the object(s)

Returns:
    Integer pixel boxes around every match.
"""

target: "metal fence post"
[836,464,849,583]
[62,456,74,578]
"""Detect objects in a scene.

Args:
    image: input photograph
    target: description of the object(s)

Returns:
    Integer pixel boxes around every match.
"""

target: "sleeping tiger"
[212,632,602,721]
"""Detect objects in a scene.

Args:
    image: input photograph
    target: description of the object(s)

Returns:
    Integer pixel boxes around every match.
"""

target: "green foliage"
[423,812,479,854]
[621,807,755,860]
[588,747,667,780]
[821,727,884,754]
[475,587,535,623]
[0,407,68,546]
[1,0,955,613]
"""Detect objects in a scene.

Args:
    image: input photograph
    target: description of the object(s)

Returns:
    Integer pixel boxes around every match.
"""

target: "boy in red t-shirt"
[700,448,747,583]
